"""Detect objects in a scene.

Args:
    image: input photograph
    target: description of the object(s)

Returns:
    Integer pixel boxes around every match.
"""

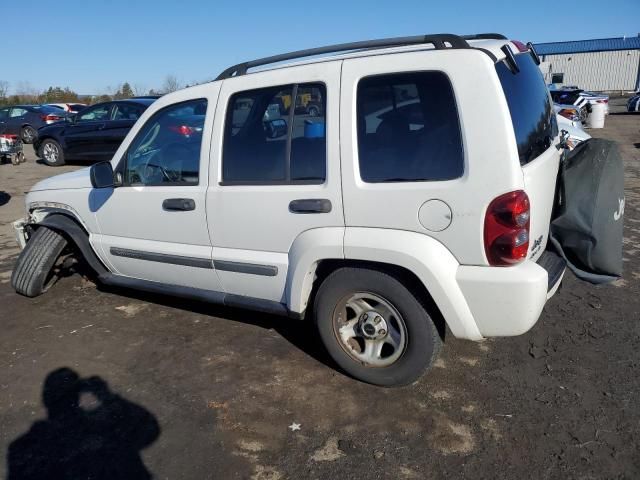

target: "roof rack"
[216,33,507,80]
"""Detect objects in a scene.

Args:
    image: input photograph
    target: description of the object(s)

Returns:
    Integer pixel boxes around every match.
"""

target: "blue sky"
[3,0,639,94]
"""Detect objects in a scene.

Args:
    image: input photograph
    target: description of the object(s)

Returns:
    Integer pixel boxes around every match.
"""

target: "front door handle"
[163,198,195,211]
[289,199,332,214]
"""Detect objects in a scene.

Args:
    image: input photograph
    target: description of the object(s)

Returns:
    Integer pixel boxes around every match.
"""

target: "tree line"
[0,75,190,107]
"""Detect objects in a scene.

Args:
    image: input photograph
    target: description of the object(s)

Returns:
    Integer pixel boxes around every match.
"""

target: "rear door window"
[222,83,326,184]
[9,108,28,118]
[357,72,463,183]
[112,103,144,121]
[496,53,558,165]
[78,104,111,122]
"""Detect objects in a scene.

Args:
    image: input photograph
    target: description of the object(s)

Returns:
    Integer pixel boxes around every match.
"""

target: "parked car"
[556,113,591,149]
[0,105,68,144]
[554,103,587,123]
[34,98,156,166]
[627,93,640,112]
[45,103,87,113]
[12,34,570,386]
[549,87,609,115]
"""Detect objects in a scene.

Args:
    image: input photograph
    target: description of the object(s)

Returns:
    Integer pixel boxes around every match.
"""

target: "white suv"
[11,34,566,386]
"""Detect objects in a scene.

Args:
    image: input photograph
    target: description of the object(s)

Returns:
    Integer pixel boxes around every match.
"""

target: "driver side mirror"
[90,161,115,188]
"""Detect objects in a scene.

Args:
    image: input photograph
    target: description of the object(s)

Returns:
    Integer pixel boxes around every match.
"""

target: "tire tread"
[11,227,67,297]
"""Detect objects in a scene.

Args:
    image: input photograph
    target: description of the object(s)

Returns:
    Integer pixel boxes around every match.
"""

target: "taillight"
[0,134,18,139]
[169,125,195,136]
[484,190,530,266]
[558,108,579,121]
[510,40,528,52]
[41,114,62,122]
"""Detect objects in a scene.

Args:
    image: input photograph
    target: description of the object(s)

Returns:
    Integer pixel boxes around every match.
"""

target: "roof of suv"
[216,33,514,80]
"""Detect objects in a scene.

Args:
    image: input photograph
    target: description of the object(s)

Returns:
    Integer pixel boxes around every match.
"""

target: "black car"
[34,98,156,166]
[0,105,68,144]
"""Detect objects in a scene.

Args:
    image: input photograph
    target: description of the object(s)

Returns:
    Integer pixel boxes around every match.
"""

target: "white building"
[534,36,640,92]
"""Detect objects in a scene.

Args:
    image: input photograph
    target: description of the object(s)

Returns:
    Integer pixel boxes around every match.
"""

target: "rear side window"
[222,83,326,184]
[357,72,463,183]
[112,103,144,121]
[78,104,111,122]
[497,53,558,165]
[9,108,28,118]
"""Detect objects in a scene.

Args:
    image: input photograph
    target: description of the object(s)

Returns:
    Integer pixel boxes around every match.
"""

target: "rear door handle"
[289,199,332,214]
[163,198,196,211]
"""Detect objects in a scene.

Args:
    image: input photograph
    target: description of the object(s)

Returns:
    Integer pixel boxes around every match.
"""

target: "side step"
[99,273,293,317]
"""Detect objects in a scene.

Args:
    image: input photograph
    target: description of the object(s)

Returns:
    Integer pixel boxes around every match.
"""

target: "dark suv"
[0,105,68,144]
[34,98,156,166]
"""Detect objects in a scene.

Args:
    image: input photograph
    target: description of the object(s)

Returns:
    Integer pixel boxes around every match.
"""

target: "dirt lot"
[1,102,639,480]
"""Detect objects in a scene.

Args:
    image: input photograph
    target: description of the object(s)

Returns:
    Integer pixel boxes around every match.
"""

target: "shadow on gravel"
[6,368,160,480]
[0,191,10,206]
[97,281,338,371]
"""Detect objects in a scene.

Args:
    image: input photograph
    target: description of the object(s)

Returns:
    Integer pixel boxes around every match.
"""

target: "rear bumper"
[456,251,565,337]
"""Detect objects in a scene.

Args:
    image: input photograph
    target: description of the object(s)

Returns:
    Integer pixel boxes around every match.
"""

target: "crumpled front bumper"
[12,218,28,250]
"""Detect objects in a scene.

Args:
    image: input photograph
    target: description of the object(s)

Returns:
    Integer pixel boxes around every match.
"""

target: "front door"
[206,62,344,302]
[93,93,222,292]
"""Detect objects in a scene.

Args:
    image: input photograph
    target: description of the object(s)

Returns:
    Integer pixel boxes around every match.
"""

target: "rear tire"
[314,267,442,387]
[11,227,68,297]
[39,139,65,166]
[20,126,37,144]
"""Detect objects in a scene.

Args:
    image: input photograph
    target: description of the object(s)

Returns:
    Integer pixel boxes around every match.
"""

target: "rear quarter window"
[497,52,558,165]
[357,71,464,183]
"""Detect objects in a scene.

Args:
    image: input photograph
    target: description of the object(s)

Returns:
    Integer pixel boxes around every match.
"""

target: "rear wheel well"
[309,259,446,339]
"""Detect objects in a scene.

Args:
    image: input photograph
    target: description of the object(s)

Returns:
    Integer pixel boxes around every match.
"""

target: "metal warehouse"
[534,36,640,92]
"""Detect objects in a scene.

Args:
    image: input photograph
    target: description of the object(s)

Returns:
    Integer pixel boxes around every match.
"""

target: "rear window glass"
[357,72,463,183]
[497,53,558,165]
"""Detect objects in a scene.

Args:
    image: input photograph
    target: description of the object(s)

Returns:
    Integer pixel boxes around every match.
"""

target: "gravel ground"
[0,100,638,479]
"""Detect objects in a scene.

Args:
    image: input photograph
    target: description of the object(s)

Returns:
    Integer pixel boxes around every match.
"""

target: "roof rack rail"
[216,33,481,80]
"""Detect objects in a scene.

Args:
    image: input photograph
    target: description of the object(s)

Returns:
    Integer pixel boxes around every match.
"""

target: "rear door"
[5,107,29,135]
[207,62,343,302]
[100,102,146,160]
[496,50,561,261]
[64,103,111,158]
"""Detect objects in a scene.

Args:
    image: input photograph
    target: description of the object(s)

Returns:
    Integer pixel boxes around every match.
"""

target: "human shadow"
[6,368,160,480]
[0,191,10,207]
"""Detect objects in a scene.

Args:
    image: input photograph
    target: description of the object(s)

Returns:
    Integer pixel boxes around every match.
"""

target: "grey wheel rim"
[332,292,407,367]
[22,128,35,142]
[43,143,59,163]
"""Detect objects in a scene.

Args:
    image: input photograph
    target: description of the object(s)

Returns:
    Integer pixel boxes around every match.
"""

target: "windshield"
[497,52,557,165]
